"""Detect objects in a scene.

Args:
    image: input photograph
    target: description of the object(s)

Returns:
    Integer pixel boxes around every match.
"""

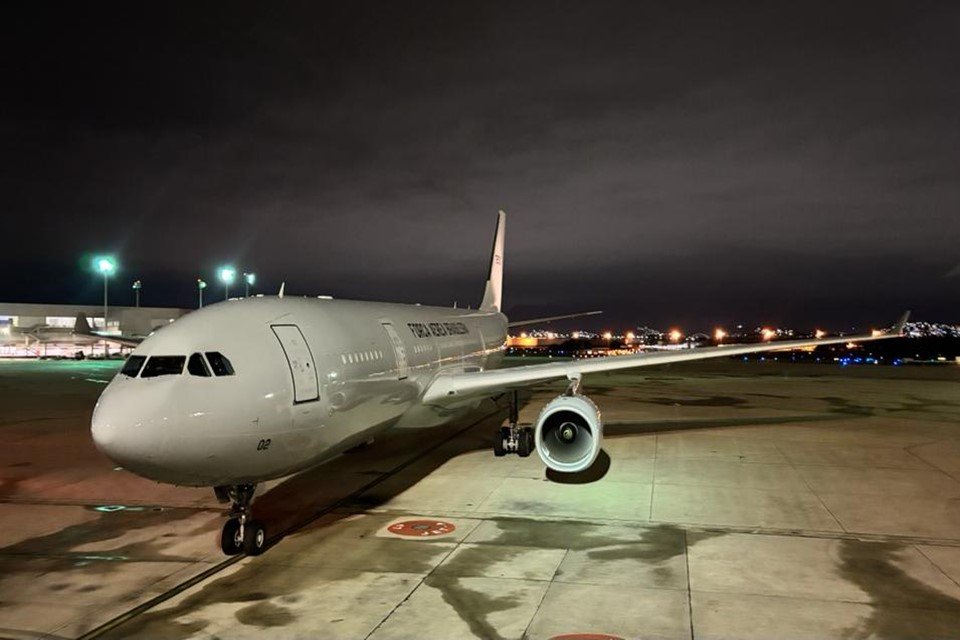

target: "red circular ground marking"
[549,635,625,640]
[387,519,456,537]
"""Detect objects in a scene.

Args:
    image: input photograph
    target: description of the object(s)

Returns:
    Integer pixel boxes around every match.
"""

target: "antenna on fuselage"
[278,282,285,299]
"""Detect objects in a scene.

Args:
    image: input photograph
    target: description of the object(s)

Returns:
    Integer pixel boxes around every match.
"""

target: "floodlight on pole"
[218,267,236,300]
[197,279,207,308]
[243,272,256,297]
[93,256,117,331]
[132,280,142,308]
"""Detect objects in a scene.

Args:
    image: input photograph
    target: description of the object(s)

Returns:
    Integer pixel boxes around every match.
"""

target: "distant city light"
[669,329,682,342]
[602,331,613,340]
[871,329,883,337]
[761,328,776,341]
[714,328,727,341]
[626,331,635,341]
[815,329,826,339]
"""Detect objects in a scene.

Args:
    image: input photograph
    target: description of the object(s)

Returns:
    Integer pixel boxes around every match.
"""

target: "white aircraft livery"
[91,212,908,555]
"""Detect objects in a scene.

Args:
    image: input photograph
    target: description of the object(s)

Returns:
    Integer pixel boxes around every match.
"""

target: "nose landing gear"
[215,484,267,556]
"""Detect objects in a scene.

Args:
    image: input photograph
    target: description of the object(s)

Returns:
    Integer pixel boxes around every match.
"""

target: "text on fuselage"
[407,322,470,339]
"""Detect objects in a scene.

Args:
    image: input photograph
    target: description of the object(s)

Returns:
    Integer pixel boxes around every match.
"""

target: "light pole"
[218,267,236,301]
[197,279,207,308]
[132,280,142,308]
[95,256,117,332]
[243,272,256,297]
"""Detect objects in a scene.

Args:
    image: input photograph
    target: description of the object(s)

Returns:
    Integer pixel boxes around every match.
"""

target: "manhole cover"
[386,519,456,537]
[549,635,625,640]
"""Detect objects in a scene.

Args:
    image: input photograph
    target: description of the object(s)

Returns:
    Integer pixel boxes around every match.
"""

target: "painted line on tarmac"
[76,406,504,640]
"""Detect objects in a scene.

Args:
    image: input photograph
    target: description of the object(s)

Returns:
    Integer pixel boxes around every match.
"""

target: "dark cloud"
[1,2,958,328]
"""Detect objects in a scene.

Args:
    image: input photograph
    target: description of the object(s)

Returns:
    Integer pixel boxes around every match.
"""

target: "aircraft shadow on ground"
[252,390,843,547]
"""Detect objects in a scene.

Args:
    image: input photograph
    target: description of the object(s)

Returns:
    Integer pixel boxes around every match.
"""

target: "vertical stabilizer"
[73,312,92,335]
[480,210,506,311]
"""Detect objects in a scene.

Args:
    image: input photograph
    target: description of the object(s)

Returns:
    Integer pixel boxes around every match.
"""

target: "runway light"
[714,328,727,341]
[815,329,826,339]
[669,329,682,342]
[761,328,776,341]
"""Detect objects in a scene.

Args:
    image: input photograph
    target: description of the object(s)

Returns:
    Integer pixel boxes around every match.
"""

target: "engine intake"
[534,394,602,473]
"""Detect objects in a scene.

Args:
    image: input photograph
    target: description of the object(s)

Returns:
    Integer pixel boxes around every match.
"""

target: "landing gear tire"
[220,518,243,555]
[243,520,267,556]
[517,428,534,457]
[215,483,264,557]
[494,426,508,457]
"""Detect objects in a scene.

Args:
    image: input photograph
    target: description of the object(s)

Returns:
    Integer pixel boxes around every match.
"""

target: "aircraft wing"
[423,312,910,404]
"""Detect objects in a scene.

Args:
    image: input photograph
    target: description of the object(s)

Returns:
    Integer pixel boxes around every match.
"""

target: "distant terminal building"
[0,302,189,358]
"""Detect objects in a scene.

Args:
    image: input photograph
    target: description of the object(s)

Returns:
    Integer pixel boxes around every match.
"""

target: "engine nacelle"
[534,394,603,473]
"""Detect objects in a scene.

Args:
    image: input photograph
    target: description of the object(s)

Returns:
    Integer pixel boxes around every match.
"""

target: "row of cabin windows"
[340,349,383,366]
[120,352,235,379]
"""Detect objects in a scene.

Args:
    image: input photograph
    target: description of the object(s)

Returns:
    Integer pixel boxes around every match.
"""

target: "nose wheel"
[215,484,267,556]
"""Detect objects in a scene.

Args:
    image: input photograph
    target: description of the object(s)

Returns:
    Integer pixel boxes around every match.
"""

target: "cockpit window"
[205,351,235,376]
[120,355,146,377]
[187,352,211,377]
[141,355,186,378]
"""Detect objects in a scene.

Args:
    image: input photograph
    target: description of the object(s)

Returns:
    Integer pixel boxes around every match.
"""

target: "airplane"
[90,211,909,556]
[0,313,140,354]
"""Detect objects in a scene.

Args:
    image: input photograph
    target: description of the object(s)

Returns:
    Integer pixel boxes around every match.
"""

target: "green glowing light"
[94,256,117,275]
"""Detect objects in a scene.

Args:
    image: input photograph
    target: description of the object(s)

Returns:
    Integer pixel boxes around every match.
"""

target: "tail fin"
[73,312,92,335]
[480,210,506,311]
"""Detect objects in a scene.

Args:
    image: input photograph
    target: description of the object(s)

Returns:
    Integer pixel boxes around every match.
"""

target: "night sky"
[2,2,958,331]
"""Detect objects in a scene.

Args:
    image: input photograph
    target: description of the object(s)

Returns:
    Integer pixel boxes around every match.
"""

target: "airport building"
[0,302,190,358]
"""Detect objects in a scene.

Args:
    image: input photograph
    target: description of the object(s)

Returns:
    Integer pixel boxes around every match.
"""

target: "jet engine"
[534,394,602,473]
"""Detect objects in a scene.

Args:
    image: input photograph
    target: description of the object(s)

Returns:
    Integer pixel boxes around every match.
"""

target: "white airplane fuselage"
[91,296,508,487]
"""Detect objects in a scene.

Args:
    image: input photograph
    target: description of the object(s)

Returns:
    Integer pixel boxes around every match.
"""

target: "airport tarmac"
[2,358,960,639]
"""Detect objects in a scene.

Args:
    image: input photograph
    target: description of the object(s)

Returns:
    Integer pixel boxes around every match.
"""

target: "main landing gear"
[215,484,267,556]
[494,390,534,458]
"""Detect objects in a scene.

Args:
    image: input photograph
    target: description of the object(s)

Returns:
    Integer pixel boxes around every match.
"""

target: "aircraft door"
[271,324,320,403]
[380,321,409,380]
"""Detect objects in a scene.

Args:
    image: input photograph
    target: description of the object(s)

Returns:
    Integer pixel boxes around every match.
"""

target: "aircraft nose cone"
[91,384,168,470]
[91,388,135,463]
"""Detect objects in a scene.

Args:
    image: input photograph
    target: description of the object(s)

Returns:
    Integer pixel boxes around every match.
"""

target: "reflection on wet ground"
[3,359,960,639]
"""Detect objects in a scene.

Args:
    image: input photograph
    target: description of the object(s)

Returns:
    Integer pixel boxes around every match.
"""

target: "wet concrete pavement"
[2,358,960,639]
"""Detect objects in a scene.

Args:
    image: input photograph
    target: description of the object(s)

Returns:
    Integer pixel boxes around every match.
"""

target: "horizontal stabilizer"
[508,310,603,328]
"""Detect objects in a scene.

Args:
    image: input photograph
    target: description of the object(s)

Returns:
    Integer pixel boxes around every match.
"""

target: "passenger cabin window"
[120,355,146,377]
[187,353,211,377]
[141,356,186,378]
[205,351,235,376]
